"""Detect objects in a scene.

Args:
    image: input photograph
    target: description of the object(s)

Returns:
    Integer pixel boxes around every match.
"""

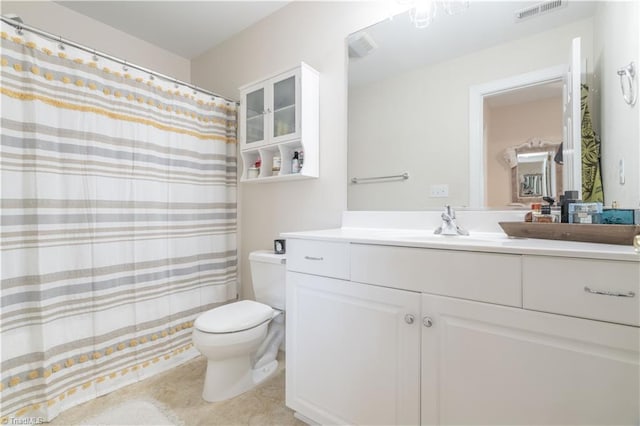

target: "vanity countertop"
[281,227,640,262]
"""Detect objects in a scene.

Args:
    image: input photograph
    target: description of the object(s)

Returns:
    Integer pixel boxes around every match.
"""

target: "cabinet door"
[242,84,267,147]
[286,271,420,425]
[270,69,300,143]
[421,294,640,425]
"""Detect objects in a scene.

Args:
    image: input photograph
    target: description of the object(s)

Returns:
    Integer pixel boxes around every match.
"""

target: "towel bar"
[351,172,409,184]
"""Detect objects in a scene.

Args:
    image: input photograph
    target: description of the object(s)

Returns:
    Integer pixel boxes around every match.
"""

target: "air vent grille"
[515,0,567,21]
[348,32,378,59]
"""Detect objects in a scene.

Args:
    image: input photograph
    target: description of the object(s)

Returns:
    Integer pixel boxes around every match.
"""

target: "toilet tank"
[249,250,286,310]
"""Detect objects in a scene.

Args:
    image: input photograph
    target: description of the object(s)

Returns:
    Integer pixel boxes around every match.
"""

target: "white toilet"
[192,250,286,402]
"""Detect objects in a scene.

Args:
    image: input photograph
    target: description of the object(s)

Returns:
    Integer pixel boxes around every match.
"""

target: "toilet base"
[202,355,279,402]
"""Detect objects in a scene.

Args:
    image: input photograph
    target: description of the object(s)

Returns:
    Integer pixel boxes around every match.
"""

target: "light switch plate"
[430,184,449,197]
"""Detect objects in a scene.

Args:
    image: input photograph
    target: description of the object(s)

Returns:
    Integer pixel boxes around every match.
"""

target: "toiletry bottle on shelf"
[272,156,281,173]
[291,151,300,174]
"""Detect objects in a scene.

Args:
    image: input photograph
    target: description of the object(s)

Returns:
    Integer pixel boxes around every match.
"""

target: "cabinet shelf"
[239,63,319,183]
[242,173,314,184]
[273,104,295,114]
[240,140,313,182]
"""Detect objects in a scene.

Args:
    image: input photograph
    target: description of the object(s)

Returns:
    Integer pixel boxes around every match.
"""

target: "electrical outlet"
[429,184,449,197]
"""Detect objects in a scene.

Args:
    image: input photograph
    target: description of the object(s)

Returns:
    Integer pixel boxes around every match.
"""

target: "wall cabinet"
[239,63,319,183]
[286,239,640,425]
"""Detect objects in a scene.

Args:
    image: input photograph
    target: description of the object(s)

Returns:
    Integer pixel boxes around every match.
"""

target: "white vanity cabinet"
[421,293,639,425]
[239,63,319,182]
[285,237,640,425]
[285,239,420,425]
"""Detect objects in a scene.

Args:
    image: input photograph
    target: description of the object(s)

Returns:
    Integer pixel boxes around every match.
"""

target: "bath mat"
[78,399,184,426]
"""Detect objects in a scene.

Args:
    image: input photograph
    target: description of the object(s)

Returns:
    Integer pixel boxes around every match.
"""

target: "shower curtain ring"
[617,62,637,106]
[92,50,98,62]
[58,35,65,50]
[123,60,128,72]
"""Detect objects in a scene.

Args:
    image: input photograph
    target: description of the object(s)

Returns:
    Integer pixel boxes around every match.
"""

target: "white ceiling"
[348,1,597,88]
[55,1,290,59]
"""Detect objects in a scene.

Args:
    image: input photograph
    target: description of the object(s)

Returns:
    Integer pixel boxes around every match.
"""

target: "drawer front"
[351,244,522,307]
[523,256,640,326]
[287,239,350,280]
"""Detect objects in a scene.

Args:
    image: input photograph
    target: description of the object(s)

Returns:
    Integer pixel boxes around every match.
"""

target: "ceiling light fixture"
[398,0,469,29]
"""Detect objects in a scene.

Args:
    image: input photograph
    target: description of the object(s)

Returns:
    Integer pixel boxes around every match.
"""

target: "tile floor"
[49,354,304,426]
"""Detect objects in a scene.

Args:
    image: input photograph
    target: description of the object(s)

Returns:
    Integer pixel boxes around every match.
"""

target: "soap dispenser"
[291,151,300,174]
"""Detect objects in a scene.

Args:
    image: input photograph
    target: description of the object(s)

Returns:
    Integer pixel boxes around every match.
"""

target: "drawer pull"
[304,255,324,261]
[584,286,636,298]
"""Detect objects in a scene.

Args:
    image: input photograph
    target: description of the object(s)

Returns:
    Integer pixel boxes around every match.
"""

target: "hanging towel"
[581,83,604,203]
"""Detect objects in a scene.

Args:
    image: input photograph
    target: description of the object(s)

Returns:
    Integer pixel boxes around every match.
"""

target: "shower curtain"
[0,24,237,422]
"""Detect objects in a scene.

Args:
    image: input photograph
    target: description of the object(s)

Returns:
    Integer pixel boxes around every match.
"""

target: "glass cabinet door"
[272,76,296,139]
[245,87,265,144]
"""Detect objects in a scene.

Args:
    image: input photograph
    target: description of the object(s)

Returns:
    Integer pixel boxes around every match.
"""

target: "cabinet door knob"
[423,317,434,328]
[404,314,415,324]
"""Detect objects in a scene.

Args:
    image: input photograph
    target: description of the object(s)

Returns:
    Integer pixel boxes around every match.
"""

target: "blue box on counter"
[568,202,602,224]
[601,209,640,225]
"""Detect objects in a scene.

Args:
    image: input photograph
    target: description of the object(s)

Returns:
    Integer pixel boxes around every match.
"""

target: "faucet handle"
[444,204,455,219]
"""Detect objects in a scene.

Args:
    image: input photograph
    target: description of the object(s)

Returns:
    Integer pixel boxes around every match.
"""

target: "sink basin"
[386,231,508,244]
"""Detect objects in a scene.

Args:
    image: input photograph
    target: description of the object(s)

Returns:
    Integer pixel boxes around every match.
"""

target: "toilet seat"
[195,300,274,333]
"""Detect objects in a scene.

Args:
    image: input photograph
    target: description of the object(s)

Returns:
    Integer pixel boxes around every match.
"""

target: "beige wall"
[594,1,640,208]
[485,97,563,207]
[1,1,190,81]
[191,2,388,299]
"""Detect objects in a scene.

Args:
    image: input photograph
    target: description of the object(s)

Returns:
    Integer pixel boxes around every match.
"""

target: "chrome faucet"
[434,205,469,236]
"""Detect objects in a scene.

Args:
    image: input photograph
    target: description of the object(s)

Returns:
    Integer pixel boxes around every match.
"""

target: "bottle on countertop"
[291,151,300,174]
[561,190,580,223]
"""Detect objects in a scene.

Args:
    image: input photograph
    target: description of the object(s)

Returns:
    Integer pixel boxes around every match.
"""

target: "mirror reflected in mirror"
[503,138,562,205]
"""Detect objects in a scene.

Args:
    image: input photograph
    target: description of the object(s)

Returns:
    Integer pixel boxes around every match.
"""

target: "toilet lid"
[195,300,274,333]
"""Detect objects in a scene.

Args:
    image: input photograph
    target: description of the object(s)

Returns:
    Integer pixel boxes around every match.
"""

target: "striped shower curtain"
[0,23,237,422]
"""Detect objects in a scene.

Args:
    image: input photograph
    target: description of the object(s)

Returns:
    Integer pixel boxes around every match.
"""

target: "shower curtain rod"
[1,15,239,105]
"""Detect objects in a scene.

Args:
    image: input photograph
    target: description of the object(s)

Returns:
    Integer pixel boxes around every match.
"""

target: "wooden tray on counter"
[498,222,640,246]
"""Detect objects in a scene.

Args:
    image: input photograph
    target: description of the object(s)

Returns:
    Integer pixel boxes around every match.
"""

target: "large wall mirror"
[347,1,639,210]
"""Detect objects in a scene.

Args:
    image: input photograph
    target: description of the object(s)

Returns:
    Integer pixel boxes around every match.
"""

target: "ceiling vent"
[348,32,378,59]
[515,0,567,22]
